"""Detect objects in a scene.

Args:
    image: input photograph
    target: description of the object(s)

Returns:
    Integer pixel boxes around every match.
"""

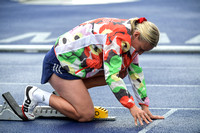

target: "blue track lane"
[0,53,200,133]
[0,0,200,46]
[0,0,200,132]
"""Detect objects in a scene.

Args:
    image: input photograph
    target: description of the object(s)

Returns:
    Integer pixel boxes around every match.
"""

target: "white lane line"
[0,65,42,68]
[0,65,200,69]
[150,107,200,110]
[127,84,200,88]
[1,45,200,53]
[0,82,49,85]
[138,109,178,133]
[106,107,200,132]
[142,67,200,70]
[163,109,178,117]
[105,107,200,110]
[0,82,199,88]
[186,34,200,44]
[19,0,140,5]
[0,32,56,43]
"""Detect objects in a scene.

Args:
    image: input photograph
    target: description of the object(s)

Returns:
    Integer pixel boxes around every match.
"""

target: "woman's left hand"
[140,105,165,120]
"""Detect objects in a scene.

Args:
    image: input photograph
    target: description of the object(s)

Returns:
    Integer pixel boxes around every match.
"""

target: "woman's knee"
[77,108,95,122]
[61,106,94,122]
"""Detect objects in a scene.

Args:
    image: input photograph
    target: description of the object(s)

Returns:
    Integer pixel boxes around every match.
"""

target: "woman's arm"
[128,57,164,125]
[128,62,149,107]
[103,36,135,108]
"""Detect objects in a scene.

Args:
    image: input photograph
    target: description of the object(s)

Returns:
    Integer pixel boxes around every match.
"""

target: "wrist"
[129,104,138,111]
[139,104,149,110]
[139,103,149,107]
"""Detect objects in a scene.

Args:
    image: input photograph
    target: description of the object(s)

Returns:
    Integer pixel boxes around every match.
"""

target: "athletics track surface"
[0,0,200,132]
[0,53,200,133]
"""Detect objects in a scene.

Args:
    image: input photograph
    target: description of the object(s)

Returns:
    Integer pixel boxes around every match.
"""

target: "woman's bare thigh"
[49,74,94,115]
[82,70,127,89]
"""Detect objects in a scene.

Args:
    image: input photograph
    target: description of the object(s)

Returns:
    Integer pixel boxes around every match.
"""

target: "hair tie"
[137,17,147,23]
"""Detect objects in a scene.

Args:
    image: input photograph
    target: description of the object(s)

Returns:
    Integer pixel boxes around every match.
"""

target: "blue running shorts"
[41,46,80,84]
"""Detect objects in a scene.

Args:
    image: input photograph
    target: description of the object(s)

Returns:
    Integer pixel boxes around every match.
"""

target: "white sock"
[33,88,52,105]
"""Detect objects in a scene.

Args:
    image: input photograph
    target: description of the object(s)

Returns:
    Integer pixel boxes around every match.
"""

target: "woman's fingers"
[134,116,138,126]
[130,105,163,126]
[137,114,144,126]
[141,114,149,125]
[135,113,153,126]
[151,115,165,120]
[144,113,152,123]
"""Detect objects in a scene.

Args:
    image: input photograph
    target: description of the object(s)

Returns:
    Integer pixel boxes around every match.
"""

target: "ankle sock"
[32,88,51,105]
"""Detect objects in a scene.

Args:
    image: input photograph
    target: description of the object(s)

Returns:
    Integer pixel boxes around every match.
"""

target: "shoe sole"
[22,86,37,120]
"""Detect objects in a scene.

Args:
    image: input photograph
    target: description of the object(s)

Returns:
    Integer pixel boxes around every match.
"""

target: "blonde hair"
[130,17,160,47]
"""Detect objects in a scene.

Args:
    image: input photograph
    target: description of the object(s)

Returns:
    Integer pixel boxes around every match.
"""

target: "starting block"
[0,92,116,121]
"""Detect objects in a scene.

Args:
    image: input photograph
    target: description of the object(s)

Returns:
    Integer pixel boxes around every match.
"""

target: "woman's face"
[131,31,154,55]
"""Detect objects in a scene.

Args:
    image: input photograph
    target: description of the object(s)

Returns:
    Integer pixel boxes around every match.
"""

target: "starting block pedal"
[0,92,116,121]
[0,92,27,120]
[93,106,115,121]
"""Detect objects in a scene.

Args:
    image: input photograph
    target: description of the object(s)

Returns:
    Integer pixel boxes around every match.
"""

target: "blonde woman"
[22,17,164,126]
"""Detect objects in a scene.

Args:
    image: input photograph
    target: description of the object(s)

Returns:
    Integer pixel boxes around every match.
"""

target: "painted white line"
[0,82,199,88]
[158,33,170,43]
[0,65,42,68]
[0,45,200,53]
[1,65,200,70]
[0,32,167,43]
[138,109,178,133]
[0,65,200,70]
[142,67,200,70]
[0,82,48,85]
[105,107,200,110]
[186,34,200,44]
[0,32,56,43]
[127,84,200,88]
[151,46,200,53]
[19,0,140,5]
[163,109,178,117]
[0,45,52,52]
[150,107,200,110]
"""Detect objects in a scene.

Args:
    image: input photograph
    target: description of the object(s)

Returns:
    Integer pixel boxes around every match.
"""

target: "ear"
[133,31,140,39]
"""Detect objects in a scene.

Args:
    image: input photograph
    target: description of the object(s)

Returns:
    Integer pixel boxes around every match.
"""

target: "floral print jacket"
[54,18,149,108]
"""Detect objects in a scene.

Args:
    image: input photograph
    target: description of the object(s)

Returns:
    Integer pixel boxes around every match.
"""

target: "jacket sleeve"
[127,54,150,106]
[103,35,135,109]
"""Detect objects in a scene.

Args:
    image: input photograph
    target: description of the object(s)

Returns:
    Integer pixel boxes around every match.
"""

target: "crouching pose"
[22,17,164,126]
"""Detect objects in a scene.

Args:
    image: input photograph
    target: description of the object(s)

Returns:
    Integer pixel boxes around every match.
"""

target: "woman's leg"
[49,74,95,122]
[48,70,127,121]
[82,70,128,89]
[82,71,107,89]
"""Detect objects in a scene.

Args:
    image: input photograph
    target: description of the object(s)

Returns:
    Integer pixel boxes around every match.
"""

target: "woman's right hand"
[129,105,152,126]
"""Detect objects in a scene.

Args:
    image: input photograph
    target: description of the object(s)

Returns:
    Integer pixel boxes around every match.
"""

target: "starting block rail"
[0,92,116,121]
